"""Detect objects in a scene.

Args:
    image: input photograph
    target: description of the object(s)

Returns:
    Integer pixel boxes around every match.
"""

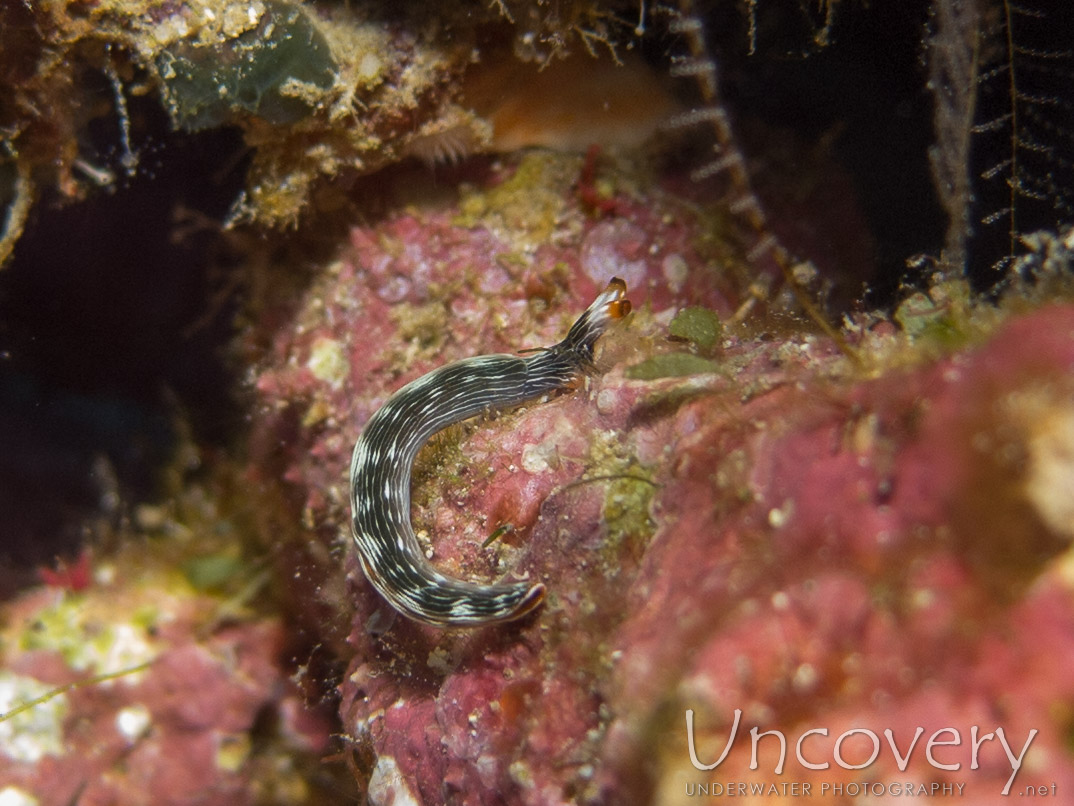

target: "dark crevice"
[0,96,247,595]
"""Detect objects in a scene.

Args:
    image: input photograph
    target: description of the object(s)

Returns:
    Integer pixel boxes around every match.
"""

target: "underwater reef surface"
[2,2,1074,803]
[240,150,1074,803]
[0,540,337,805]
[1,114,1072,806]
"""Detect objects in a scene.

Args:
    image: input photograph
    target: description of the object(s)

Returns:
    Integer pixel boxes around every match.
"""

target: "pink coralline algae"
[0,553,333,806]
[598,304,1074,805]
[245,154,1074,803]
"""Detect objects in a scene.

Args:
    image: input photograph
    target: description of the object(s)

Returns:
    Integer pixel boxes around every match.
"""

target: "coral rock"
[245,153,1074,803]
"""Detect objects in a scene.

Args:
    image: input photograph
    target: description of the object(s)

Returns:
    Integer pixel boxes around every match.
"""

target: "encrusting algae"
[0,0,682,258]
[0,462,342,803]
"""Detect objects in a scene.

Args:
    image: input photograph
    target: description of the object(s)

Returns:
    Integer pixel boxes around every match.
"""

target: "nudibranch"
[349,280,631,626]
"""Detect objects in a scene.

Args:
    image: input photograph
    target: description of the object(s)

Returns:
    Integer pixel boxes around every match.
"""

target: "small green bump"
[625,352,721,380]
[669,306,722,353]
[602,474,657,557]
[183,553,244,592]
[893,287,971,350]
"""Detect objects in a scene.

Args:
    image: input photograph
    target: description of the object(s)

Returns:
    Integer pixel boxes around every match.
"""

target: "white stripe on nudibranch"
[349,279,631,627]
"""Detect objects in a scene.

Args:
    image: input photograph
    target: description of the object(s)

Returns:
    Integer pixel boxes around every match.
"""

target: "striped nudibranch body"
[350,279,631,626]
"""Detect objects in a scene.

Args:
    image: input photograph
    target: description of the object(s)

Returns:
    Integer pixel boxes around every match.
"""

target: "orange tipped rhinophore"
[605,277,632,319]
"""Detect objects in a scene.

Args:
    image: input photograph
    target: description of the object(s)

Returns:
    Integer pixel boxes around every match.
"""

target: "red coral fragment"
[577,144,622,217]
[38,549,92,592]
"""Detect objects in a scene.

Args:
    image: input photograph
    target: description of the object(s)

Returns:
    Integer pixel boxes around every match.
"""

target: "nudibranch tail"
[349,278,630,627]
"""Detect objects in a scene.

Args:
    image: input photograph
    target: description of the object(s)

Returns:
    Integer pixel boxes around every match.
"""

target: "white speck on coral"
[358,53,382,81]
[115,704,152,743]
[767,499,794,528]
[911,588,935,609]
[475,753,497,781]
[521,441,556,474]
[91,623,156,679]
[792,663,818,693]
[308,336,350,389]
[367,756,421,806]
[0,787,39,806]
[94,562,117,585]
[508,759,536,789]
[596,388,618,415]
[427,646,452,675]
[376,274,411,304]
[147,17,190,47]
[661,254,688,294]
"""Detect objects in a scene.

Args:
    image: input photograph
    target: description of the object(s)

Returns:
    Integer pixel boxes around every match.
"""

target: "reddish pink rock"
[0,565,335,806]
[244,152,1074,803]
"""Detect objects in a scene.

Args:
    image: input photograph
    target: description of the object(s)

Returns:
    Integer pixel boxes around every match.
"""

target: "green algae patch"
[889,278,985,357]
[585,431,658,563]
[18,592,160,674]
[626,352,721,380]
[156,0,337,131]
[602,472,657,558]
[183,553,246,592]
[669,306,722,354]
